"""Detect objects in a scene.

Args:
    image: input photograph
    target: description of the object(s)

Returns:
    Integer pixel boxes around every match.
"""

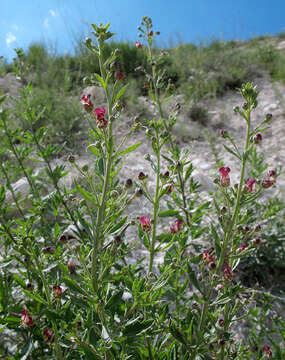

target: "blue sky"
[1,0,285,62]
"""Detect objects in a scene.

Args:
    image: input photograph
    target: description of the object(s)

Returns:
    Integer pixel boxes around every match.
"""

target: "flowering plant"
[0,17,283,360]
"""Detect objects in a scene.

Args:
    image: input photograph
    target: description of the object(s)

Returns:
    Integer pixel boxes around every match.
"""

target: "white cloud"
[6,32,16,46]
[11,24,19,31]
[43,17,49,28]
[49,9,58,17]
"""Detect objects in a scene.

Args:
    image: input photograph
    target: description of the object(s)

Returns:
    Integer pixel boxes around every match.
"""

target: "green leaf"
[185,163,194,183]
[122,319,153,336]
[13,274,26,288]
[2,316,21,326]
[169,321,188,347]
[75,184,98,205]
[158,209,180,217]
[63,277,89,297]
[94,73,106,90]
[116,142,142,157]
[108,216,127,235]
[98,157,104,176]
[148,90,156,103]
[78,341,100,359]
[223,144,241,160]
[115,84,129,102]
[20,337,33,360]
[212,294,232,305]
[187,263,202,294]
[23,289,48,306]
[211,223,221,258]
[105,290,124,310]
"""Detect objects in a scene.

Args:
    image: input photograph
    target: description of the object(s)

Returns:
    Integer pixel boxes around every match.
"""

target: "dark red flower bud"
[21,310,34,326]
[138,172,147,180]
[115,70,125,80]
[218,339,225,346]
[166,183,174,194]
[59,234,68,243]
[218,318,224,327]
[125,178,133,188]
[263,345,272,357]
[43,246,55,255]
[163,170,170,179]
[253,133,262,144]
[220,129,228,138]
[68,154,76,163]
[135,188,143,197]
[238,242,248,252]
[252,238,261,246]
[68,262,76,275]
[149,31,153,36]
[43,329,55,343]
[77,321,82,329]
[26,282,33,290]
[53,285,63,298]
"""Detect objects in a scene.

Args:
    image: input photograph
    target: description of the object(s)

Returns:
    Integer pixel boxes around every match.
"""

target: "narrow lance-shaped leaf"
[223,144,241,160]
[116,142,142,157]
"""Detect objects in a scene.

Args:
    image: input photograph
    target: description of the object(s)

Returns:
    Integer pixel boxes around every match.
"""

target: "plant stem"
[91,40,114,294]
[148,136,161,276]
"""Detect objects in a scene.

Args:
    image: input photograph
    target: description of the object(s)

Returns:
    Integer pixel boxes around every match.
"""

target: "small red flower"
[202,250,214,263]
[80,94,93,111]
[219,129,228,138]
[68,262,76,275]
[94,107,106,120]
[166,183,174,194]
[140,216,151,232]
[268,169,276,184]
[43,246,55,254]
[268,169,276,177]
[136,40,143,48]
[170,219,183,234]
[263,345,272,357]
[94,107,108,129]
[43,329,55,343]
[20,310,34,327]
[115,70,125,80]
[223,266,234,282]
[253,133,262,144]
[245,178,256,193]
[238,242,248,252]
[262,178,274,189]
[53,285,63,298]
[219,167,231,187]
[252,238,261,246]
